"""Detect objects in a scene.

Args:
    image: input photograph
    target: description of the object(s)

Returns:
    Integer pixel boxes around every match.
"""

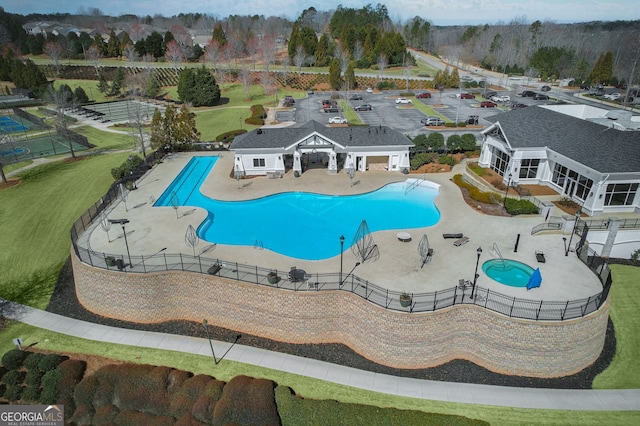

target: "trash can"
[116,258,125,270]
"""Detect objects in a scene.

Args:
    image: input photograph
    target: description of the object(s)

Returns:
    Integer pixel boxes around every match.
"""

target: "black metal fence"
[70,153,612,322]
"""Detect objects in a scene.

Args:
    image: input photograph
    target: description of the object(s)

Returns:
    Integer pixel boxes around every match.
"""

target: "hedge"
[505,197,539,215]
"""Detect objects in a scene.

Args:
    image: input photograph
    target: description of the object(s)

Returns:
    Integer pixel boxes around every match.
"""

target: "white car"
[395,98,412,104]
[603,93,621,100]
[366,87,373,93]
[491,95,510,102]
[328,116,348,124]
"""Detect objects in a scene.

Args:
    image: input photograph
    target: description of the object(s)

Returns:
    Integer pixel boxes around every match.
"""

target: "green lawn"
[0,152,129,309]
[52,79,110,103]
[72,125,137,151]
[593,264,640,389]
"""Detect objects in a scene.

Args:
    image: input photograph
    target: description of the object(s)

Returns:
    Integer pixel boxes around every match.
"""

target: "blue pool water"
[482,259,534,287]
[154,156,441,260]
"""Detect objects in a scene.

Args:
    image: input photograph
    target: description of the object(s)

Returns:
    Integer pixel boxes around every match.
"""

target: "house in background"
[480,105,640,217]
[230,120,413,178]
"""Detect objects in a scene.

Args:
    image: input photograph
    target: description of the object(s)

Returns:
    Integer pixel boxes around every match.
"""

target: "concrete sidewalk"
[2,300,639,411]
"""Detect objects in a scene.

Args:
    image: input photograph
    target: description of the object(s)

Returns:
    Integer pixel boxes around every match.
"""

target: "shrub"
[1,369,22,387]
[111,155,144,180]
[24,352,45,371]
[4,385,22,402]
[426,132,444,150]
[40,369,62,404]
[25,369,43,387]
[212,375,279,426]
[452,174,501,205]
[438,155,456,166]
[505,198,539,215]
[250,104,267,119]
[631,248,640,266]
[216,128,247,143]
[2,349,29,370]
[444,122,457,127]
[410,152,434,170]
[22,384,41,402]
[38,353,65,372]
[411,134,428,150]
[376,81,396,90]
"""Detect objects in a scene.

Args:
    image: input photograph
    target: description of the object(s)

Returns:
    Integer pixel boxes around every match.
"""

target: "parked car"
[589,88,606,96]
[603,93,621,100]
[349,94,363,100]
[519,90,536,97]
[484,91,498,99]
[533,93,549,100]
[416,92,432,99]
[354,104,372,111]
[366,87,373,93]
[395,97,412,104]
[541,85,551,91]
[579,84,590,90]
[460,93,476,99]
[421,116,445,126]
[328,116,348,124]
[480,101,497,108]
[307,89,314,95]
[284,95,295,104]
[324,107,339,113]
[466,115,479,125]
[491,95,510,102]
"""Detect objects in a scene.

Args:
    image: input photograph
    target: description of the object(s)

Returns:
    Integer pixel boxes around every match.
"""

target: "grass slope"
[0,153,129,308]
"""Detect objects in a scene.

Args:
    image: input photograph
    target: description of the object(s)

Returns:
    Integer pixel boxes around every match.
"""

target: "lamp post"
[109,219,131,268]
[339,235,345,286]
[202,319,218,365]
[470,247,482,300]
[502,173,513,209]
[565,209,581,256]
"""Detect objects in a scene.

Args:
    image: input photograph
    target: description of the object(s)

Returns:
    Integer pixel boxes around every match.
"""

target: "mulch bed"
[46,256,615,389]
[0,178,20,190]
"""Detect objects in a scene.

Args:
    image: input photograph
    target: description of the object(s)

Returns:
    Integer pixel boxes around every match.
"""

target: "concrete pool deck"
[86,152,604,301]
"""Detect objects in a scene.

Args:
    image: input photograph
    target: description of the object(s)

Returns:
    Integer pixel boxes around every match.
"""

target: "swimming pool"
[154,156,441,260]
[482,259,534,287]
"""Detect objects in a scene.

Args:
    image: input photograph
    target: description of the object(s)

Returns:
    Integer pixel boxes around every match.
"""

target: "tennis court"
[0,133,88,165]
[77,100,165,124]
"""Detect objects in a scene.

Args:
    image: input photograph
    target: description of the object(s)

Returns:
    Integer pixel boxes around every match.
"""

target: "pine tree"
[109,68,125,96]
[329,58,342,90]
[588,51,613,85]
[150,108,167,151]
[211,23,227,46]
[314,34,330,67]
[97,72,109,93]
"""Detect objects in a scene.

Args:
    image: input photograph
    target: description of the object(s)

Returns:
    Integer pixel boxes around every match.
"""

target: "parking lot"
[275,88,545,138]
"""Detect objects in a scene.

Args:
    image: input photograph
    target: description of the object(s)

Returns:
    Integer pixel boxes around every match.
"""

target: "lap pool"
[154,156,441,260]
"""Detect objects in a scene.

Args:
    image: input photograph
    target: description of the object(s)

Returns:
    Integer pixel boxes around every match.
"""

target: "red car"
[416,92,432,99]
[460,93,475,99]
[480,101,497,108]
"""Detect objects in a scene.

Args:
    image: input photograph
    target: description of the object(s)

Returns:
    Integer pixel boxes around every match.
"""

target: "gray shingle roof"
[230,121,413,150]
[485,106,640,174]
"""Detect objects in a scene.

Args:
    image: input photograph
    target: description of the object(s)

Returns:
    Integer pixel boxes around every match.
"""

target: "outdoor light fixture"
[471,247,482,299]
[503,173,513,209]
[565,210,581,256]
[109,219,132,268]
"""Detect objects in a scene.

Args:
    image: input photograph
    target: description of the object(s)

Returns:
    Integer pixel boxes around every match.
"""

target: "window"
[252,158,265,167]
[575,175,593,201]
[605,183,639,206]
[519,159,540,179]
[552,164,567,187]
[490,146,509,176]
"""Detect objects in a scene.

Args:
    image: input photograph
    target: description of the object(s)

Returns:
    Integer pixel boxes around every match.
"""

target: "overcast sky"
[6,0,640,25]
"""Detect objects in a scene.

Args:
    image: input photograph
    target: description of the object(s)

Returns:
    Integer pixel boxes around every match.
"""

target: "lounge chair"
[535,251,546,263]
[453,236,469,246]
[443,233,464,239]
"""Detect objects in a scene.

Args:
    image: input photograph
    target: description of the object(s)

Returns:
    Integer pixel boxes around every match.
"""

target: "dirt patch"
[28,347,127,377]
[0,178,20,190]
[63,156,88,164]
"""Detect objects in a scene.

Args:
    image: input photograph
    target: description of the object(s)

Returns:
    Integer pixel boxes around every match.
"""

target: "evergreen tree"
[588,51,613,85]
[97,72,109,93]
[345,62,356,90]
[288,23,300,64]
[329,58,342,90]
[109,68,125,96]
[73,87,89,104]
[177,66,220,106]
[145,74,161,98]
[107,29,121,57]
[314,34,330,67]
[211,23,227,46]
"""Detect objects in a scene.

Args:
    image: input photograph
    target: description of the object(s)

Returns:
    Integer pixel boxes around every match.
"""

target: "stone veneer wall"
[72,253,609,378]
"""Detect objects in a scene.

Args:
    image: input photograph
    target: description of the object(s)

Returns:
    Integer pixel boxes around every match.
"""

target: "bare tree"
[377,53,388,80]
[293,45,306,71]
[204,40,221,72]
[44,41,64,76]
[123,43,138,70]
[240,64,251,100]
[165,40,185,77]
[86,44,102,77]
[126,100,149,161]
[246,36,259,71]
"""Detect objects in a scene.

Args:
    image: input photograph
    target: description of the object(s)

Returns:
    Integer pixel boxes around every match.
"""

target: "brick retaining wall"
[72,252,609,377]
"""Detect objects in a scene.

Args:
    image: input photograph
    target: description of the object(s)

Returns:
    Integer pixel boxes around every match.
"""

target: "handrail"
[531,221,563,235]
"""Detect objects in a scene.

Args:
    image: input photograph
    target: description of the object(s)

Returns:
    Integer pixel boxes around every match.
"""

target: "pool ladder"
[492,242,506,267]
[404,174,425,195]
